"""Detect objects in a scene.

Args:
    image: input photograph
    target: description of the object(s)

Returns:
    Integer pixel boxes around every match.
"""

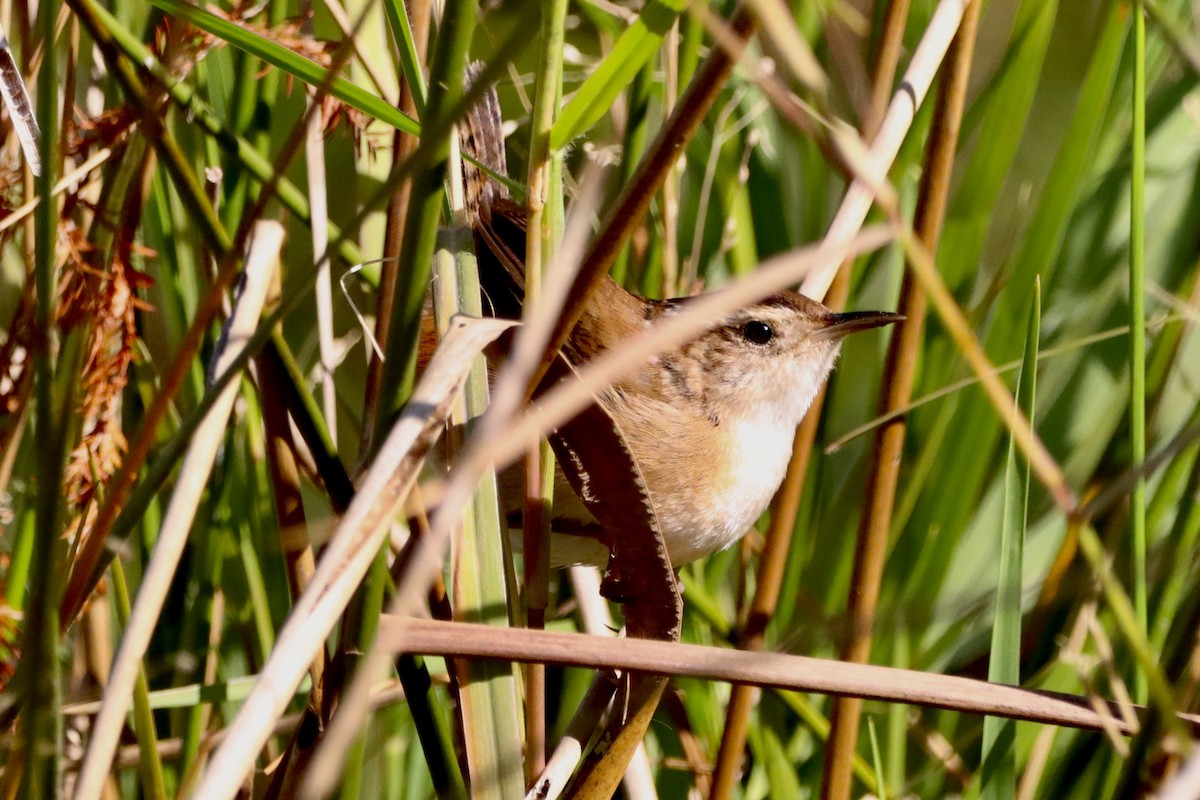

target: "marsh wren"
[457,93,901,569]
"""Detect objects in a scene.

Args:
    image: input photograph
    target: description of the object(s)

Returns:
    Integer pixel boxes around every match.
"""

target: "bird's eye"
[742,320,774,345]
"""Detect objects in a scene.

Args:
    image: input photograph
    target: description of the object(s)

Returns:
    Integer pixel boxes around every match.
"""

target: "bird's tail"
[457,65,528,319]
[459,62,509,222]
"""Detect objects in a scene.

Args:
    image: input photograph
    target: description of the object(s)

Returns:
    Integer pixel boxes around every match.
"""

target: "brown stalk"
[361,0,432,457]
[254,277,328,797]
[864,0,913,139]
[522,438,550,787]
[386,618,1200,737]
[711,2,911,796]
[534,364,681,798]
[822,3,981,800]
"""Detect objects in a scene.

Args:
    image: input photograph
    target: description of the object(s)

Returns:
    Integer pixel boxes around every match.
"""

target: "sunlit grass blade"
[381,0,428,116]
[147,0,420,137]
[980,279,1039,800]
[867,716,887,800]
[1128,0,1149,706]
[434,230,524,799]
[550,0,688,150]
[109,559,168,800]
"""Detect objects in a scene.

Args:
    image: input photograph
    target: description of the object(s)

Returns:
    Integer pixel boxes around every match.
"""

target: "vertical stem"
[1128,0,1147,705]
[371,0,481,439]
[1128,0,1148,707]
[864,0,913,139]
[524,0,568,782]
[21,0,65,794]
[362,0,432,455]
[302,0,337,447]
[821,2,980,799]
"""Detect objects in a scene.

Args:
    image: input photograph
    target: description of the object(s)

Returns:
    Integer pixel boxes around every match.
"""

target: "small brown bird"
[454,89,900,568]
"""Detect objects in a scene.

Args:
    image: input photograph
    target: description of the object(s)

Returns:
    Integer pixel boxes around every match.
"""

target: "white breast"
[654,415,797,564]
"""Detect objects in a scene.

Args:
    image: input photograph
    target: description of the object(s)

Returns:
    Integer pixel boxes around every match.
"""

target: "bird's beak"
[813,310,905,341]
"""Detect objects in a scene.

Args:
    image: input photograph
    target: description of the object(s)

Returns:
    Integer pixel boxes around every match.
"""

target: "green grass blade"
[110,560,168,800]
[550,0,688,150]
[1128,0,1149,706]
[980,280,1039,800]
[148,0,420,137]
[867,716,887,800]
[381,0,428,117]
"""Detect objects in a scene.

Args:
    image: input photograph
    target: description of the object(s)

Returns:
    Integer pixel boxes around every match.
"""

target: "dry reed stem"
[799,0,972,302]
[385,618,1200,736]
[73,222,282,800]
[188,315,514,800]
[0,20,42,175]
